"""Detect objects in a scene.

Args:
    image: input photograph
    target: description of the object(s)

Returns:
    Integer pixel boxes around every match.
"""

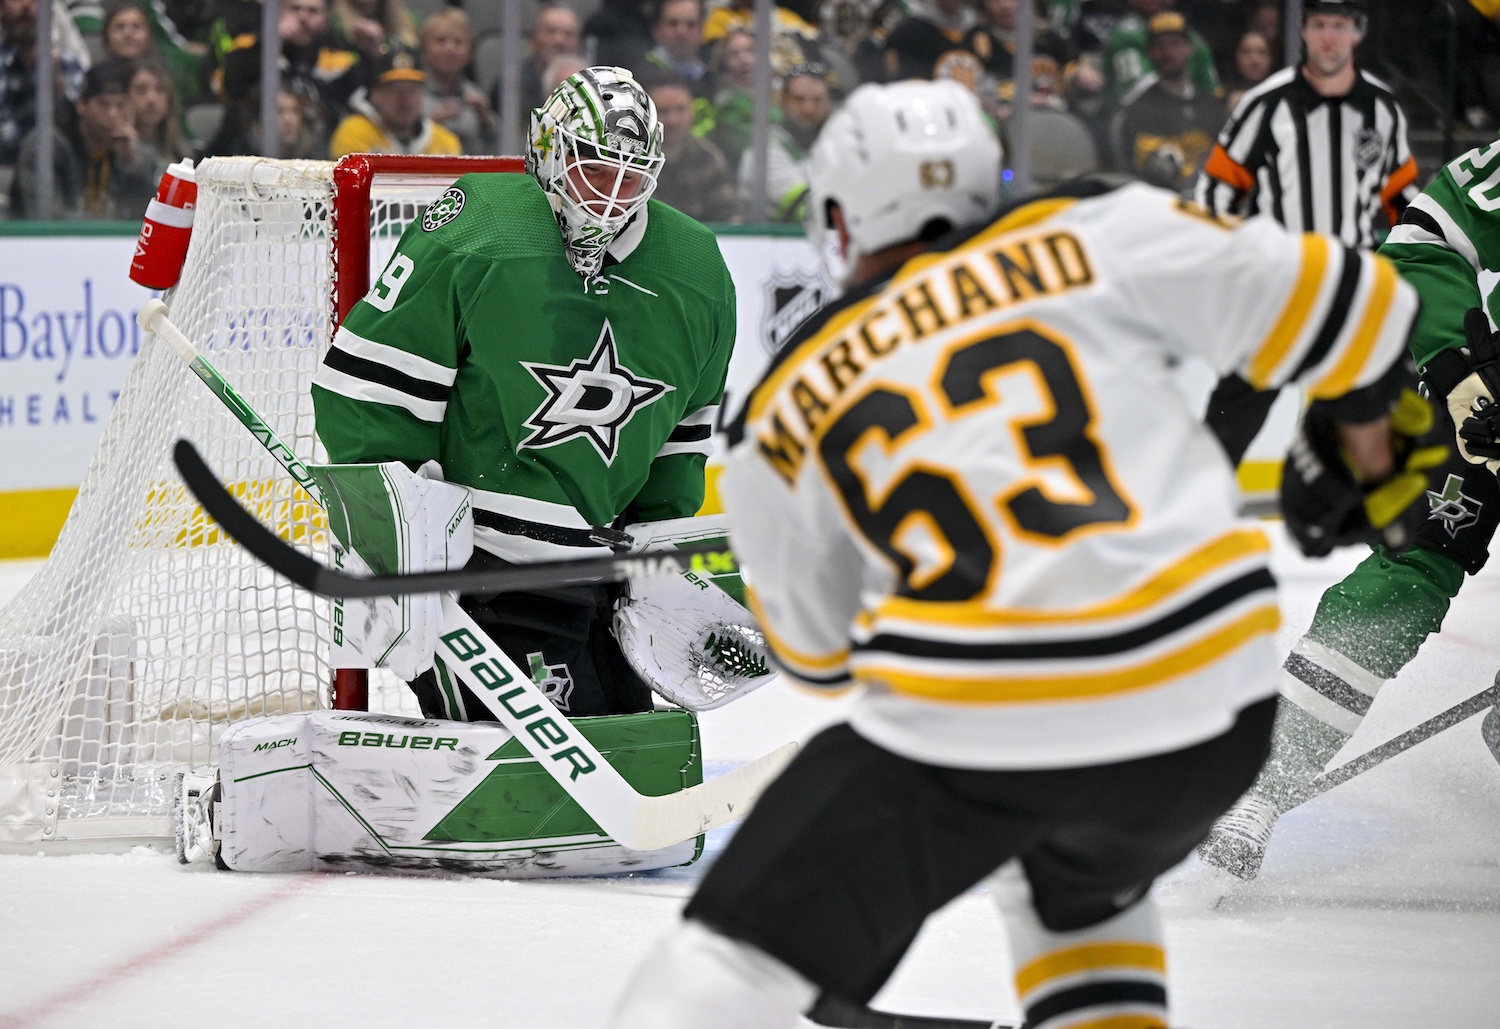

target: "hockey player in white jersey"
[610,80,1446,1029]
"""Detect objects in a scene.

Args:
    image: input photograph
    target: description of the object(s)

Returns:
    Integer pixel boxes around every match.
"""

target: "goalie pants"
[408,556,654,719]
[684,696,1277,1005]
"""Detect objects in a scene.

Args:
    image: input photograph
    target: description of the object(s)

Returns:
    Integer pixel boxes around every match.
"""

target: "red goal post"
[327,155,523,712]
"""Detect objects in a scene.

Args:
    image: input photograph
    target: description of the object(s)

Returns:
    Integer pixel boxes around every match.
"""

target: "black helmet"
[1304,0,1366,24]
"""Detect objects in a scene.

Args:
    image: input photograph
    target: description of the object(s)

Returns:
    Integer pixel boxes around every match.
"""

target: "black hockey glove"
[1280,387,1449,558]
[1423,308,1500,472]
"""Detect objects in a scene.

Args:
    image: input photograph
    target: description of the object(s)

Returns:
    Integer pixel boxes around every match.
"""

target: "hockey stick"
[140,300,796,852]
[1302,681,1500,802]
[172,439,727,596]
[805,995,1011,1029]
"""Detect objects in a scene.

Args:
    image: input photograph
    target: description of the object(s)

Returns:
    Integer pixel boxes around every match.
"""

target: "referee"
[1193,0,1420,465]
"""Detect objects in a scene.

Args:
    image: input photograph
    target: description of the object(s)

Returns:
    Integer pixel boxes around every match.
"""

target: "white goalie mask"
[804,80,1002,285]
[527,67,665,278]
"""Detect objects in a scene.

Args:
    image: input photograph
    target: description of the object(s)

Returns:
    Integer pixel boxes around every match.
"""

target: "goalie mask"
[805,80,1001,286]
[527,67,665,278]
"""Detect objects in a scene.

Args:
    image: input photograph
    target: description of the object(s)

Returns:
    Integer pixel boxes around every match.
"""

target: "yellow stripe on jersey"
[745,584,851,674]
[859,603,1280,703]
[1247,234,1330,389]
[1308,254,1398,400]
[862,527,1270,629]
[1015,941,1167,997]
[1057,1016,1168,1029]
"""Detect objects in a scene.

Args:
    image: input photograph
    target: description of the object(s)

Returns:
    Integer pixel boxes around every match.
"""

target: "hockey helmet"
[527,66,665,278]
[804,80,1001,285]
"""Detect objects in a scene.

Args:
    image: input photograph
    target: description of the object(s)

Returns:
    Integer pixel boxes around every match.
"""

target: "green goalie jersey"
[1380,141,1500,369]
[311,172,736,562]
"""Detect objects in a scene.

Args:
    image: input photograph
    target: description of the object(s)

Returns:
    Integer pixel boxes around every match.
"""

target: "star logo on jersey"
[1427,473,1482,537]
[527,652,575,711]
[519,320,673,465]
[421,186,465,231]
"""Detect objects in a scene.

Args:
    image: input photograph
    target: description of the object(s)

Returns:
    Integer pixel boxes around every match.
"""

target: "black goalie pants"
[684,697,1277,1004]
[406,552,654,720]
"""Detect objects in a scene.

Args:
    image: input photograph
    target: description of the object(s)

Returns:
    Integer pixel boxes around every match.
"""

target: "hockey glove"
[1423,308,1500,473]
[1280,388,1449,558]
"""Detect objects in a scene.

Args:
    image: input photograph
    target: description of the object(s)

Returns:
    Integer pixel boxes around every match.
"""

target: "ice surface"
[0,528,1496,1029]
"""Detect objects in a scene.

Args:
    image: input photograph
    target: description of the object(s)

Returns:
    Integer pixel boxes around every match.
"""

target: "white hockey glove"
[313,460,473,680]
[612,516,776,710]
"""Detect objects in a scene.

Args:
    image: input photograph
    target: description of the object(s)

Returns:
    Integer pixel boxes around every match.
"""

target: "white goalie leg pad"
[614,572,777,710]
[217,711,317,872]
[610,919,817,1029]
[216,710,700,876]
[323,460,473,681]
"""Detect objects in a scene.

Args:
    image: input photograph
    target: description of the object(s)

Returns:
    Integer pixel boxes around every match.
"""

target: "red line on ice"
[0,874,320,1029]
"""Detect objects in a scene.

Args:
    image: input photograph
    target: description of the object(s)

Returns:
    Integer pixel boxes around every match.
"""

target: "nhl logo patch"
[761,267,836,355]
[422,186,466,231]
[1352,128,1383,172]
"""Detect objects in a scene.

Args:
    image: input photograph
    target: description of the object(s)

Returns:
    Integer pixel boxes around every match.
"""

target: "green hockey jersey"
[311,172,736,562]
[1380,141,1500,369]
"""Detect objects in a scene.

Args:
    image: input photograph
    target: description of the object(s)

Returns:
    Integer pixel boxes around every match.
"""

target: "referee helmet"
[1303,0,1366,29]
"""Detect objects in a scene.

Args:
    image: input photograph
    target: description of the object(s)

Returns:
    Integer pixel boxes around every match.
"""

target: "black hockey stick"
[173,440,730,597]
[1302,680,1500,801]
[806,995,1011,1029]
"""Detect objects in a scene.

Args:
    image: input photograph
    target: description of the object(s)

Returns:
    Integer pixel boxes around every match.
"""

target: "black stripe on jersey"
[1328,102,1344,240]
[785,667,854,689]
[323,346,453,402]
[1284,651,1373,715]
[472,509,620,548]
[1398,205,1446,240]
[1024,981,1167,1028]
[856,569,1275,662]
[1289,246,1364,380]
[1291,97,1316,231]
[667,422,713,443]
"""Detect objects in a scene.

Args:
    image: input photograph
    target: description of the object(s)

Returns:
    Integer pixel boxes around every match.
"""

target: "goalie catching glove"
[612,516,777,710]
[1425,308,1500,474]
[314,460,473,680]
[1280,383,1449,558]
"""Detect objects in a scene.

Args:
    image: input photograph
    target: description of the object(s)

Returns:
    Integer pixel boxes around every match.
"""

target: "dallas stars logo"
[519,320,673,465]
[1427,473,1482,538]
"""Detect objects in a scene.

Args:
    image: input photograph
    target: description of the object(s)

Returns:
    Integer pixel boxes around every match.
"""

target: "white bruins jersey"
[721,182,1418,770]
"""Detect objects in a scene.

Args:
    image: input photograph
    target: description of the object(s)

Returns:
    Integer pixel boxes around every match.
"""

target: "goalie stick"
[140,300,795,853]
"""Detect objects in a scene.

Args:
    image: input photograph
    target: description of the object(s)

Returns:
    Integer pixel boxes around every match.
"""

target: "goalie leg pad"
[317,460,474,681]
[215,709,704,877]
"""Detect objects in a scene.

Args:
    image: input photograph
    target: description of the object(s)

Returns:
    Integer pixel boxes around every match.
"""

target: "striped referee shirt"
[1195,65,1419,247]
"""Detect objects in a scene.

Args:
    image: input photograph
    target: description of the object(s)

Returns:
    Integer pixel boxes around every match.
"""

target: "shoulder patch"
[423,186,466,232]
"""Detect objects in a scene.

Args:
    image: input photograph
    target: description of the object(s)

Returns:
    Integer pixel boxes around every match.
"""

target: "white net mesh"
[0,156,513,850]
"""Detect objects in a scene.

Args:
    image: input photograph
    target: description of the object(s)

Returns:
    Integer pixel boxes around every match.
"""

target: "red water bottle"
[130,159,198,290]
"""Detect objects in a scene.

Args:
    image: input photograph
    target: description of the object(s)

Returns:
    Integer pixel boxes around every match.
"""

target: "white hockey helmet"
[805,80,1002,283]
[527,66,665,278]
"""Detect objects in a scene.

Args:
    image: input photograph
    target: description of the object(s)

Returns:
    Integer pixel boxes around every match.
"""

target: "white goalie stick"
[140,300,795,853]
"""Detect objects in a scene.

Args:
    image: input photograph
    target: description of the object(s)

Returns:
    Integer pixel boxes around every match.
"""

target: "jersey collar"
[605,203,650,266]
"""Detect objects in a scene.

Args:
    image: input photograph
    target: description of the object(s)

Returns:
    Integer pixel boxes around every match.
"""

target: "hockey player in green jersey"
[1200,140,1500,880]
[310,66,738,720]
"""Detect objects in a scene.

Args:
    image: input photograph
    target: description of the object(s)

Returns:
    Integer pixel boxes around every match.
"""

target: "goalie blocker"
[183,708,706,876]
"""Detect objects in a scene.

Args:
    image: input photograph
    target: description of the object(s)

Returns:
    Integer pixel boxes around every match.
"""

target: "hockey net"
[0,154,521,851]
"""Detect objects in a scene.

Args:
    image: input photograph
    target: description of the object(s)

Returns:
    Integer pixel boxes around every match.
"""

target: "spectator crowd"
[0,0,1487,223]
